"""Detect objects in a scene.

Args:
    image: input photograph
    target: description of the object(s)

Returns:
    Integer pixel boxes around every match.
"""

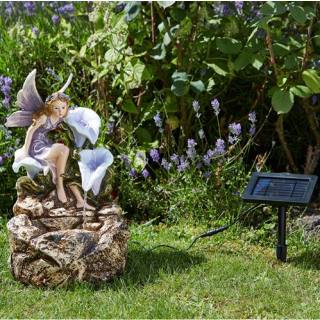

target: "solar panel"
[242,172,318,206]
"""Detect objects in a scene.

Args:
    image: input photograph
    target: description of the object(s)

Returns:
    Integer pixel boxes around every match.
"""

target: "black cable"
[130,203,264,252]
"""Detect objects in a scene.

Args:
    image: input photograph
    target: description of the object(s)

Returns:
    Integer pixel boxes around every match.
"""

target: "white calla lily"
[64,107,101,147]
[78,148,114,195]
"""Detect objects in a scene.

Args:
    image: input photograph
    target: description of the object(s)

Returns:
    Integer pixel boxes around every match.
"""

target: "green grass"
[1,218,320,318]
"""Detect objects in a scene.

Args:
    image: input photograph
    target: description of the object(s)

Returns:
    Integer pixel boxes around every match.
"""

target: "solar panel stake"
[242,172,318,262]
[276,206,287,262]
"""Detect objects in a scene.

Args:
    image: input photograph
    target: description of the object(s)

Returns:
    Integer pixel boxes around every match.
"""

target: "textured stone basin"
[7,193,129,288]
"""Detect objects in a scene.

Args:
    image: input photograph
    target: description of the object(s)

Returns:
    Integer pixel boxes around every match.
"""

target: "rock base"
[7,191,129,288]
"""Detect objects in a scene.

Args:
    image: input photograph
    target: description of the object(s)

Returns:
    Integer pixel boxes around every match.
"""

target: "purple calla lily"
[64,107,101,147]
[78,148,114,195]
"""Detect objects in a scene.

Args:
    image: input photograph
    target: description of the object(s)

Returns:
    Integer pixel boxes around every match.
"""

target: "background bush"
[1,1,320,221]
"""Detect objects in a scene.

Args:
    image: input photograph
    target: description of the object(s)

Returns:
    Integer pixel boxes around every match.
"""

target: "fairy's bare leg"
[43,143,69,203]
[68,185,95,210]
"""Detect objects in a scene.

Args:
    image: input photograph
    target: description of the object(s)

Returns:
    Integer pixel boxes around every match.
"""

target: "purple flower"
[45,67,61,81]
[312,95,318,105]
[1,85,10,96]
[161,158,172,171]
[203,171,211,179]
[107,121,115,135]
[170,153,179,165]
[203,149,214,166]
[196,161,203,169]
[211,98,220,116]
[24,2,36,16]
[31,27,39,36]
[52,14,60,25]
[214,139,225,155]
[249,126,256,136]
[177,156,189,172]
[57,3,74,15]
[192,100,200,113]
[229,122,242,137]
[129,168,137,178]
[142,168,149,178]
[187,139,197,149]
[198,129,205,140]
[235,1,243,14]
[154,112,162,127]
[150,149,160,163]
[5,2,14,15]
[2,96,10,108]
[0,156,3,166]
[120,154,131,169]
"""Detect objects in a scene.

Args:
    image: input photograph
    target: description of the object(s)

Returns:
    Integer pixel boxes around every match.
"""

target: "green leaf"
[289,6,307,24]
[234,51,254,71]
[273,43,290,56]
[171,79,190,96]
[136,128,152,144]
[216,37,242,55]
[79,45,86,58]
[302,69,320,94]
[132,150,147,171]
[164,94,178,112]
[284,55,298,70]
[290,85,312,98]
[206,61,229,76]
[122,99,138,114]
[166,115,180,130]
[104,48,121,64]
[150,43,166,60]
[206,78,216,93]
[271,89,294,114]
[125,2,141,22]
[170,7,186,21]
[190,80,205,93]
[157,1,175,9]
[261,2,287,16]
[172,71,188,81]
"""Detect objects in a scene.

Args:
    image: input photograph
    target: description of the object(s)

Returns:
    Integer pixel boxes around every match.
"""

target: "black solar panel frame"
[242,172,318,206]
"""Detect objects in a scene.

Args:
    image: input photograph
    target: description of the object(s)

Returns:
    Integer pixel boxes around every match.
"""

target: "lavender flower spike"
[211,98,220,116]
[64,107,101,147]
[78,148,113,195]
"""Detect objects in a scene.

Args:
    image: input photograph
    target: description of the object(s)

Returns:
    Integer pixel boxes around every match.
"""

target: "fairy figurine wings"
[5,69,72,128]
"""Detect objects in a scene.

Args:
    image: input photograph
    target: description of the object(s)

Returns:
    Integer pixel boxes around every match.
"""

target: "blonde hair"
[33,92,70,121]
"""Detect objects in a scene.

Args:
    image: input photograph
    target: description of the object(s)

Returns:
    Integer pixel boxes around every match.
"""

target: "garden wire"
[130,203,265,252]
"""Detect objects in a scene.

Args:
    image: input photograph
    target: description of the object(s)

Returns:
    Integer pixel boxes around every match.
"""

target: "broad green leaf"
[252,56,265,70]
[171,79,190,96]
[261,2,287,16]
[157,1,175,9]
[164,94,178,112]
[234,51,254,71]
[284,55,298,70]
[273,43,290,56]
[289,6,307,24]
[104,48,121,63]
[122,99,138,114]
[216,37,242,55]
[290,85,312,98]
[136,128,152,144]
[170,7,186,21]
[271,88,294,114]
[206,61,229,76]
[190,80,205,93]
[150,43,166,60]
[172,71,188,81]
[302,69,320,93]
[125,2,141,22]
[166,115,180,130]
[206,78,216,92]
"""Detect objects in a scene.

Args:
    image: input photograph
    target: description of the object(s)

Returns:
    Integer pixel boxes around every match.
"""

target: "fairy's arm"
[22,115,47,153]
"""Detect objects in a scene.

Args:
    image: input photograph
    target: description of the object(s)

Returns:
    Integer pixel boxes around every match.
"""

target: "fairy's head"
[45,92,70,119]
[33,73,73,120]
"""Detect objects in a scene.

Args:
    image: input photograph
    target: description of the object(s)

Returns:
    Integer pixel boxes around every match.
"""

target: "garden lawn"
[1,219,320,318]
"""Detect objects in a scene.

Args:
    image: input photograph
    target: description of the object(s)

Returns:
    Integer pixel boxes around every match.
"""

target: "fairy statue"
[5,69,112,209]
